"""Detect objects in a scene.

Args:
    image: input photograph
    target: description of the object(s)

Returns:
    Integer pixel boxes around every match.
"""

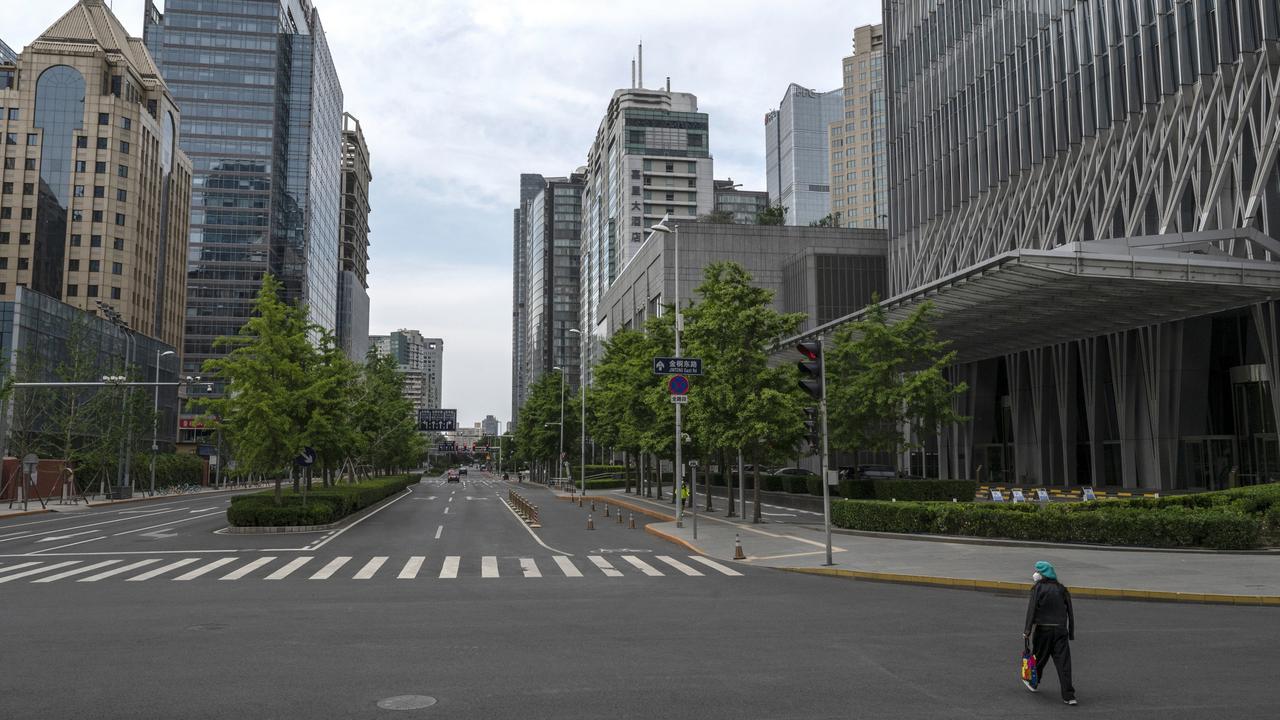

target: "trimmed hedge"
[582,464,626,478]
[829,483,1280,550]
[227,475,416,527]
[784,475,811,494]
[838,478,977,502]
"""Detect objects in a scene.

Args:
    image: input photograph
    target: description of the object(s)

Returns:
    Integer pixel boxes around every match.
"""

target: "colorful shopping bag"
[1020,642,1038,685]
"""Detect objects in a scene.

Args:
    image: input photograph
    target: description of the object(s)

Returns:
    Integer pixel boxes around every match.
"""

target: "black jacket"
[1024,579,1075,640]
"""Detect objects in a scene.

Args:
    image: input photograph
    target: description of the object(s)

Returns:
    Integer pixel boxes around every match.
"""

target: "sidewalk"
[0,484,258,519]
[577,489,1280,606]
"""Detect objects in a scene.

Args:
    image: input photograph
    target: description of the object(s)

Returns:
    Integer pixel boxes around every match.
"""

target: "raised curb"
[644,524,705,555]
[2,485,263,519]
[828,527,1280,555]
[778,566,1280,607]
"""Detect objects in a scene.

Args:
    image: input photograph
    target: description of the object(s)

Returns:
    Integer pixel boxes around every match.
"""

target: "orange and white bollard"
[604,504,610,518]
[629,513,636,529]
[587,514,594,530]
[733,533,746,560]
[617,508,623,523]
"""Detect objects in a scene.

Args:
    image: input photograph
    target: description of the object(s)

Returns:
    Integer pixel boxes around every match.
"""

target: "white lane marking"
[112,512,226,537]
[688,556,744,576]
[26,536,109,554]
[398,556,425,579]
[553,556,581,577]
[656,555,702,576]
[304,487,415,551]
[520,558,541,578]
[434,525,443,540]
[353,556,387,579]
[443,507,450,514]
[589,555,623,577]
[481,556,499,578]
[310,557,351,580]
[498,499,575,556]
[173,557,237,581]
[621,555,663,576]
[78,559,161,582]
[439,556,460,579]
[32,560,123,583]
[34,529,102,543]
[265,557,313,580]
[0,509,183,543]
[127,558,200,581]
[447,496,453,503]
[219,557,276,580]
[0,561,41,575]
[0,561,81,583]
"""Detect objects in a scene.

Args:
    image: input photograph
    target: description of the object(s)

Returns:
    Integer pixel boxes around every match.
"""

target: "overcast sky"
[6,0,879,427]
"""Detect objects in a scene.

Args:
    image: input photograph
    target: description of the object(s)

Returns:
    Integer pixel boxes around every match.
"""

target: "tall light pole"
[568,327,585,495]
[553,365,565,484]
[647,215,683,528]
[150,349,176,496]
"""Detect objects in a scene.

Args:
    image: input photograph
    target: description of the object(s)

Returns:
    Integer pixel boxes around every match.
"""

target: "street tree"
[825,299,968,465]
[755,202,787,225]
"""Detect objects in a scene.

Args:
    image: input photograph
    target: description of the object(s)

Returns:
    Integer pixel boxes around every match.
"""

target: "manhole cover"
[377,695,437,711]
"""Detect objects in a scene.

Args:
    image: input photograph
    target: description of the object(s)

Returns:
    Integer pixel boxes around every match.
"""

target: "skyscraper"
[829,24,885,229]
[511,172,544,425]
[525,172,585,393]
[580,81,713,350]
[338,112,370,363]
[764,84,843,226]
[370,330,443,417]
[144,0,344,379]
[0,0,191,348]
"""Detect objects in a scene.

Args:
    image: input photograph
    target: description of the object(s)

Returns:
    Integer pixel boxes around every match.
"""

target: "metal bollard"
[587,514,594,530]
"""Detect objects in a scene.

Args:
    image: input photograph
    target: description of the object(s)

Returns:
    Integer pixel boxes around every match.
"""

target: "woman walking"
[1023,561,1077,705]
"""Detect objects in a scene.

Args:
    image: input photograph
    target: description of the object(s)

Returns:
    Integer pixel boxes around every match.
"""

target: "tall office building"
[713,179,769,225]
[0,0,191,348]
[764,84,843,226]
[370,330,443,417]
[829,24,885,229]
[144,0,344,379]
[481,415,499,438]
[511,173,544,425]
[525,172,584,393]
[581,80,714,348]
[337,112,370,363]
[850,0,1280,489]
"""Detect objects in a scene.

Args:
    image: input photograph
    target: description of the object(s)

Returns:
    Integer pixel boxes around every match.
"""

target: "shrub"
[837,478,975,501]
[784,476,810,494]
[582,464,626,478]
[583,478,626,489]
[762,475,786,492]
[806,476,825,496]
[839,478,875,499]
[227,475,416,527]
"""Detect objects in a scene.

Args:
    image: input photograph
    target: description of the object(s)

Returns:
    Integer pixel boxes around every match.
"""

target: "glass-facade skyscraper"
[765,84,843,226]
[143,0,343,386]
[525,173,585,393]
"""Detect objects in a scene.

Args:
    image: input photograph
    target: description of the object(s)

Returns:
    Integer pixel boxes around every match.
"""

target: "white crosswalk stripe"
[353,556,387,579]
[589,555,623,577]
[655,555,702,576]
[265,557,313,580]
[0,554,745,583]
[621,555,663,576]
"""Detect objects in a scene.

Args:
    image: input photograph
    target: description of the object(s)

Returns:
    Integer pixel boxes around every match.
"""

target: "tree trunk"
[654,454,663,500]
[291,465,300,493]
[274,474,283,506]
[723,448,735,517]
[704,454,712,511]
[752,447,762,523]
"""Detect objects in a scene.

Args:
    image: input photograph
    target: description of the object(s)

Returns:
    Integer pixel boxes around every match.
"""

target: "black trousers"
[1032,625,1075,701]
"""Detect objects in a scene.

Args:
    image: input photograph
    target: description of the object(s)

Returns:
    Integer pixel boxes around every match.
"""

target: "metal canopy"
[792,241,1280,363]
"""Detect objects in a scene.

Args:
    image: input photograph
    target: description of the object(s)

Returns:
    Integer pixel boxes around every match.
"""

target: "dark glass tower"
[143,0,342,386]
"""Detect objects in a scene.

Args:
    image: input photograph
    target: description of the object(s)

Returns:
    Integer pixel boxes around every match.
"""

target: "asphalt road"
[2,470,1276,719]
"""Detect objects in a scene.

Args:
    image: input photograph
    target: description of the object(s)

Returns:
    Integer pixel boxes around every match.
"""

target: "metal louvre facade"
[886,0,1280,293]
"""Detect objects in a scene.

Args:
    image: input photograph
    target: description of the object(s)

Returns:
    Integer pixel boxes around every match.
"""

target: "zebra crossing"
[0,553,744,585]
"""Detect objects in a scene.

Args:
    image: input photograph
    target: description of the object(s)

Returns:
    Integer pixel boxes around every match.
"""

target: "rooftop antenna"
[638,42,643,88]
[631,59,636,88]
[666,76,671,92]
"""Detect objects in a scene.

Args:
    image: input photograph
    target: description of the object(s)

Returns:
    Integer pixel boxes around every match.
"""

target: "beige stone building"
[829,24,885,230]
[0,0,191,349]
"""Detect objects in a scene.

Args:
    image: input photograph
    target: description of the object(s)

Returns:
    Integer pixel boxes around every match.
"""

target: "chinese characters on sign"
[652,357,703,375]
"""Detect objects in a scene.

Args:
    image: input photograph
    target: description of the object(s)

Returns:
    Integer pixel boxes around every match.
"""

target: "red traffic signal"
[796,342,820,360]
[796,342,823,399]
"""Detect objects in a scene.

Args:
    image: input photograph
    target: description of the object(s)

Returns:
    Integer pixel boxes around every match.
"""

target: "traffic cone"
[733,533,746,560]
[587,515,594,530]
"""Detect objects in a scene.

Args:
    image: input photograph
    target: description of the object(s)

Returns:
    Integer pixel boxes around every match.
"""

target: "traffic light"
[803,407,820,446]
[796,341,823,399]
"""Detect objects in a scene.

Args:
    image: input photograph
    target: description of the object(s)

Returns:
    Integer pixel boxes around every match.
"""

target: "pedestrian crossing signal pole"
[797,341,833,566]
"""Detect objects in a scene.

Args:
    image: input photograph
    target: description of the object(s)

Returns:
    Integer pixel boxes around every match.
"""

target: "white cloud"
[4,0,881,425]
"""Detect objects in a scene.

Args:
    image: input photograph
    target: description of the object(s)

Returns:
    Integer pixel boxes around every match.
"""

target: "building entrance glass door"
[1180,436,1237,490]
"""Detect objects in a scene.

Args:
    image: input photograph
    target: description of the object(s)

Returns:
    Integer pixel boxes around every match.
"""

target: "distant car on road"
[446,469,460,482]
[840,464,897,480]
[458,467,468,476]
[770,467,816,477]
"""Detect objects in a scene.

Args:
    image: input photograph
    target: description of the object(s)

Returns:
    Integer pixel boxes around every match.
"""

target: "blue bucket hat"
[1034,560,1057,580]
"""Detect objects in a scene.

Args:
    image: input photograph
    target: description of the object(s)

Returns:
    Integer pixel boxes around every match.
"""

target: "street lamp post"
[150,349,176,496]
[568,327,585,496]
[648,215,683,528]
[553,366,565,485]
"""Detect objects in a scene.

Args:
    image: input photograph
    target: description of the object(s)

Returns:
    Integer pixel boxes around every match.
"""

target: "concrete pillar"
[1107,331,1138,488]
[1051,343,1078,486]
[1077,337,1102,485]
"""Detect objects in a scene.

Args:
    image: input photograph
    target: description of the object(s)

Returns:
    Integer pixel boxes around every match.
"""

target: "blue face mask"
[1032,571,1043,582]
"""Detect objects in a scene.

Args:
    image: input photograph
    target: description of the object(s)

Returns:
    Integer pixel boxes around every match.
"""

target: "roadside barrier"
[508,489,541,528]
[604,504,610,518]
[616,508,623,523]
[629,513,635,529]
[587,514,594,530]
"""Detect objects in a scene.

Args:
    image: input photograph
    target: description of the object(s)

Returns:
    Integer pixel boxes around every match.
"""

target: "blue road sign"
[653,357,702,375]
[418,409,457,432]
[668,374,690,395]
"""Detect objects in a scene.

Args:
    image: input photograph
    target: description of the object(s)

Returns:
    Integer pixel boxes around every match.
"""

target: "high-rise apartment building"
[525,172,584,392]
[812,0,1280,490]
[0,0,191,348]
[511,173,544,425]
[581,84,713,346]
[144,0,344,379]
[370,330,443,417]
[337,112,370,363]
[713,179,769,225]
[481,415,499,438]
[829,24,885,230]
[765,84,843,226]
